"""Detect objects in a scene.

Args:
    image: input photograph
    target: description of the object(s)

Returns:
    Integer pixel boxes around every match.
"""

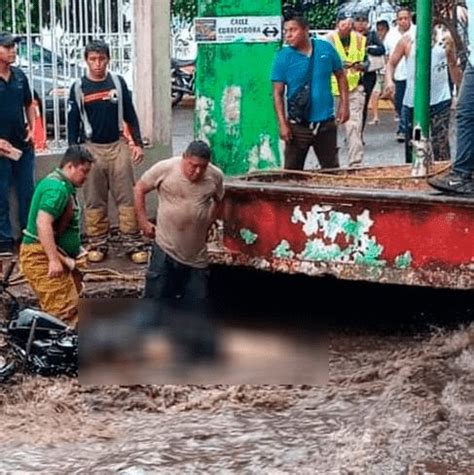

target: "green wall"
[195,0,282,175]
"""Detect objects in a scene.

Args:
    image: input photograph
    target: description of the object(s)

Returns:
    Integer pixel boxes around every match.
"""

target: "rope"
[6,267,144,288]
[82,267,144,282]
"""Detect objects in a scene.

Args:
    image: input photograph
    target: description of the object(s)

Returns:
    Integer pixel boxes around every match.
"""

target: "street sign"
[194,16,281,44]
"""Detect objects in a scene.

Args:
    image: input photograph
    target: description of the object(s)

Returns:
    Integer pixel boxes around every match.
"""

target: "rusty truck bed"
[209,165,474,290]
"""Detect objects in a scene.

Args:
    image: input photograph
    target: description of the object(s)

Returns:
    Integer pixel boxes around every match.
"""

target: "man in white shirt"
[428,0,474,195]
[384,7,414,142]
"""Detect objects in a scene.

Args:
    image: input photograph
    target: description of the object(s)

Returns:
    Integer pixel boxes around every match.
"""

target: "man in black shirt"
[68,39,147,264]
[0,32,36,257]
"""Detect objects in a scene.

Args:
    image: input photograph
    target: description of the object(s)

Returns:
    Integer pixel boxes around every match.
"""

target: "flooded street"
[0,269,473,473]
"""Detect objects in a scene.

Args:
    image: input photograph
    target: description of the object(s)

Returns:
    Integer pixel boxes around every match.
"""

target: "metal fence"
[171,16,197,61]
[1,0,134,152]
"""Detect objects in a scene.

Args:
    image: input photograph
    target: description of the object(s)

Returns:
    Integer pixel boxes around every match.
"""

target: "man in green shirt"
[19,145,94,327]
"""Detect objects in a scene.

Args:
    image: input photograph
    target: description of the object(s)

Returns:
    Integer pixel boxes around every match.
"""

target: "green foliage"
[171,0,338,29]
[3,1,54,33]
[283,0,338,29]
[302,2,338,30]
[398,0,417,11]
[171,0,197,22]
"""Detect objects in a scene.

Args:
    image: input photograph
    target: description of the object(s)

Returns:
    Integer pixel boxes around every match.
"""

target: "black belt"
[289,118,334,129]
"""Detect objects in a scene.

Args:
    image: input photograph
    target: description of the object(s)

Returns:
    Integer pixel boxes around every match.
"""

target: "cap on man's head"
[354,11,369,22]
[336,10,354,22]
[0,32,20,47]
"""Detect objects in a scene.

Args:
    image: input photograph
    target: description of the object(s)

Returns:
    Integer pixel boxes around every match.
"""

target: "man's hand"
[336,102,350,125]
[384,80,395,99]
[138,219,156,239]
[25,126,34,145]
[0,138,13,155]
[48,258,64,278]
[131,145,144,165]
[346,61,364,72]
[279,122,293,143]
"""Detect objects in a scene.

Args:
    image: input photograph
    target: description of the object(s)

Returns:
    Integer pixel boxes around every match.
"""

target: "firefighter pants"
[83,138,138,238]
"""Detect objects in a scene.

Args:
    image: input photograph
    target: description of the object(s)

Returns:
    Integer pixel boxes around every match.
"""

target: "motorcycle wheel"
[171,73,184,107]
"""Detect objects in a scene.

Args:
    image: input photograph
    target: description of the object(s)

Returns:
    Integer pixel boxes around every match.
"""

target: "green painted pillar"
[194,0,282,176]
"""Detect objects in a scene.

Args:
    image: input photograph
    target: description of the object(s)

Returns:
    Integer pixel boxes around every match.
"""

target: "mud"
[239,162,453,192]
[0,325,472,472]
[0,267,472,473]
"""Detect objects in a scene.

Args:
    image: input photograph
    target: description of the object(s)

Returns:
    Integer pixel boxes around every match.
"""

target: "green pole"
[195,0,282,176]
[411,0,433,175]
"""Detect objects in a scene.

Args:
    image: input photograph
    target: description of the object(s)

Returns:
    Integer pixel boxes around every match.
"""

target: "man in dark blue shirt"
[0,32,36,257]
[68,39,147,264]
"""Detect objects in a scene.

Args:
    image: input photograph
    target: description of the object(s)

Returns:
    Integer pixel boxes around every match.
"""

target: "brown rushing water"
[0,270,473,473]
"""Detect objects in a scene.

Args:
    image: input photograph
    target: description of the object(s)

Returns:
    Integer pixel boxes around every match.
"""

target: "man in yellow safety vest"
[327,10,367,167]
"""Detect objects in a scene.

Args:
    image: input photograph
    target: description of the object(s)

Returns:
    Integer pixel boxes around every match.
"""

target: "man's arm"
[22,74,35,144]
[334,69,349,124]
[25,102,36,144]
[272,82,292,143]
[121,77,144,165]
[36,210,65,277]
[134,179,155,238]
[208,174,225,224]
[384,36,408,97]
[67,84,81,145]
[445,34,463,90]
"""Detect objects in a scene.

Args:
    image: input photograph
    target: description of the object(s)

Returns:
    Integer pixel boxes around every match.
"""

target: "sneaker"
[0,242,13,258]
[396,133,405,143]
[428,171,474,195]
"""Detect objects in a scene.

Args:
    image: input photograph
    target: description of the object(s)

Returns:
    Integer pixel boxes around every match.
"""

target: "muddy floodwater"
[0,268,472,474]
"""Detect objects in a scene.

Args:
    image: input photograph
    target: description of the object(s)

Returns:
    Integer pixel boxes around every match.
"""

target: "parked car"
[16,39,74,137]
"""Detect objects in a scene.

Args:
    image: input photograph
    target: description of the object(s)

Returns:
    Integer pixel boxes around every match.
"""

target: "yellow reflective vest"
[331,31,366,95]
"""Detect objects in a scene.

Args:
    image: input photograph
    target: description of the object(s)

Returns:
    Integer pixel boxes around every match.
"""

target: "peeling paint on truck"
[240,228,258,245]
[289,205,388,266]
[213,176,474,288]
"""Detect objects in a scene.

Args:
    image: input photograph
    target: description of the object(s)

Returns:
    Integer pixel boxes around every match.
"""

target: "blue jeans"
[395,79,407,134]
[454,63,474,178]
[0,147,35,245]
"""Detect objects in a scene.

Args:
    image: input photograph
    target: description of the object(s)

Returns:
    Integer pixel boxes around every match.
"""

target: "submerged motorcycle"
[171,58,196,107]
[0,261,78,383]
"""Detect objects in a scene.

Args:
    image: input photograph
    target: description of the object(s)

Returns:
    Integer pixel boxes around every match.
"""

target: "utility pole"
[134,0,171,150]
[411,0,433,176]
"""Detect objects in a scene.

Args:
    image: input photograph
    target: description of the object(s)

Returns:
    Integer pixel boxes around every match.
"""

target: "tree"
[171,0,197,22]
